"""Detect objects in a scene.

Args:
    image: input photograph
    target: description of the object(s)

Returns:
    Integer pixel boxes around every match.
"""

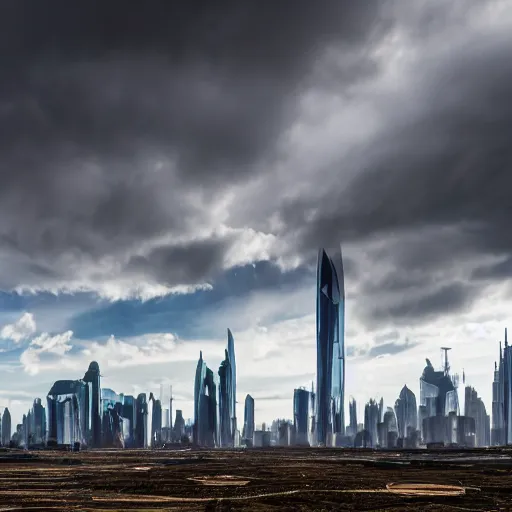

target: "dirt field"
[0,447,510,511]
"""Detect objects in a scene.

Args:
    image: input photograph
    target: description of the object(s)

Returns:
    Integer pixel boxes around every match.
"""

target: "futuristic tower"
[83,361,101,448]
[227,328,237,438]
[315,246,345,446]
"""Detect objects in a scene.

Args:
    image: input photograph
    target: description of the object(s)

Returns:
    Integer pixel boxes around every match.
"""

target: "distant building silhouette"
[493,329,510,445]
[465,385,490,447]
[242,394,254,444]
[1,408,11,446]
[394,385,417,440]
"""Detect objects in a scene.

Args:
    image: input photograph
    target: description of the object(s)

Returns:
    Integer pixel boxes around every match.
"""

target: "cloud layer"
[0,2,511,426]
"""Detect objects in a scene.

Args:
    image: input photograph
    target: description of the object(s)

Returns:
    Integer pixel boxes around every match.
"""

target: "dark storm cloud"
[367,338,419,358]
[274,6,512,326]
[368,282,479,327]
[472,257,512,281]
[292,29,512,250]
[0,0,391,294]
[125,238,231,287]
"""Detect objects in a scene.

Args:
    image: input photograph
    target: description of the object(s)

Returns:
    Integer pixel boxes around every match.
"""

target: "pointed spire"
[495,361,497,371]
[199,350,203,360]
[506,327,508,347]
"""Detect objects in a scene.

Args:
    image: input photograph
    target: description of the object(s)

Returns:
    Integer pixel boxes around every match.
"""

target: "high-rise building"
[348,397,357,437]
[147,393,155,448]
[493,329,511,445]
[1,408,11,446]
[394,385,418,440]
[242,394,255,444]
[465,386,490,447]
[152,397,162,446]
[47,380,88,445]
[122,395,136,447]
[29,398,46,445]
[173,410,185,441]
[194,352,219,447]
[420,358,458,418]
[293,388,314,446]
[83,361,101,448]
[135,393,148,448]
[227,329,237,440]
[194,351,207,444]
[364,398,382,448]
[218,349,233,447]
[101,388,125,448]
[316,246,345,447]
[218,329,237,447]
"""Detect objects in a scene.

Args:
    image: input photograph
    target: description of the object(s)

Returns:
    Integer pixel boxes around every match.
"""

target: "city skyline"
[1,1,512,432]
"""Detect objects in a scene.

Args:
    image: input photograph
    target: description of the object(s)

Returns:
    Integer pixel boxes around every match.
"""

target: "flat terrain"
[0,447,511,511]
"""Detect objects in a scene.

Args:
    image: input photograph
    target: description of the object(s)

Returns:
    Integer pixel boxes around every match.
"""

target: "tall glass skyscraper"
[394,385,418,439]
[194,351,219,447]
[47,380,88,445]
[218,329,237,447]
[316,246,345,446]
[348,397,357,437]
[242,394,254,443]
[194,351,207,444]
[294,388,313,446]
[83,361,101,448]
[227,328,237,438]
[493,329,511,445]
[218,349,233,447]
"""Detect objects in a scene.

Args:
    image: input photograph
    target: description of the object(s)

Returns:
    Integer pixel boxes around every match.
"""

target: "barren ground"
[0,447,511,511]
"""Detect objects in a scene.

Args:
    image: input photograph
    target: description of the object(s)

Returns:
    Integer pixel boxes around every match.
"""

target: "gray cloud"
[367,282,479,327]
[0,0,510,338]
[367,339,419,358]
[0,0,391,296]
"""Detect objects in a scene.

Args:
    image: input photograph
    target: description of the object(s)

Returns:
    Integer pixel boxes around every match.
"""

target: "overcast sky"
[0,1,511,429]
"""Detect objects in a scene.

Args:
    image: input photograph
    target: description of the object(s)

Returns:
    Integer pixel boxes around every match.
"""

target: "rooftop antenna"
[441,347,451,376]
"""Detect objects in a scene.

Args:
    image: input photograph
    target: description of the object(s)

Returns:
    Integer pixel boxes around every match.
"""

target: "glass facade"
[394,385,417,439]
[1,408,11,446]
[47,380,88,445]
[83,361,101,448]
[135,393,148,448]
[316,246,345,446]
[364,398,382,448]
[243,394,255,444]
[227,329,237,439]
[194,352,219,447]
[348,397,357,437]
[493,329,511,445]
[101,388,124,448]
[218,329,237,447]
[293,388,312,446]
[218,349,233,447]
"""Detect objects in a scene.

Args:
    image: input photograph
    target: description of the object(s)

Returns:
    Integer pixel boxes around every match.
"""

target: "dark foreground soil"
[0,447,511,511]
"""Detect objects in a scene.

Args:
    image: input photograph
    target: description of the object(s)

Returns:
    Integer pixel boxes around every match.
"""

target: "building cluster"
[2,246,511,450]
[4,361,192,449]
[492,328,511,445]
[192,329,240,447]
